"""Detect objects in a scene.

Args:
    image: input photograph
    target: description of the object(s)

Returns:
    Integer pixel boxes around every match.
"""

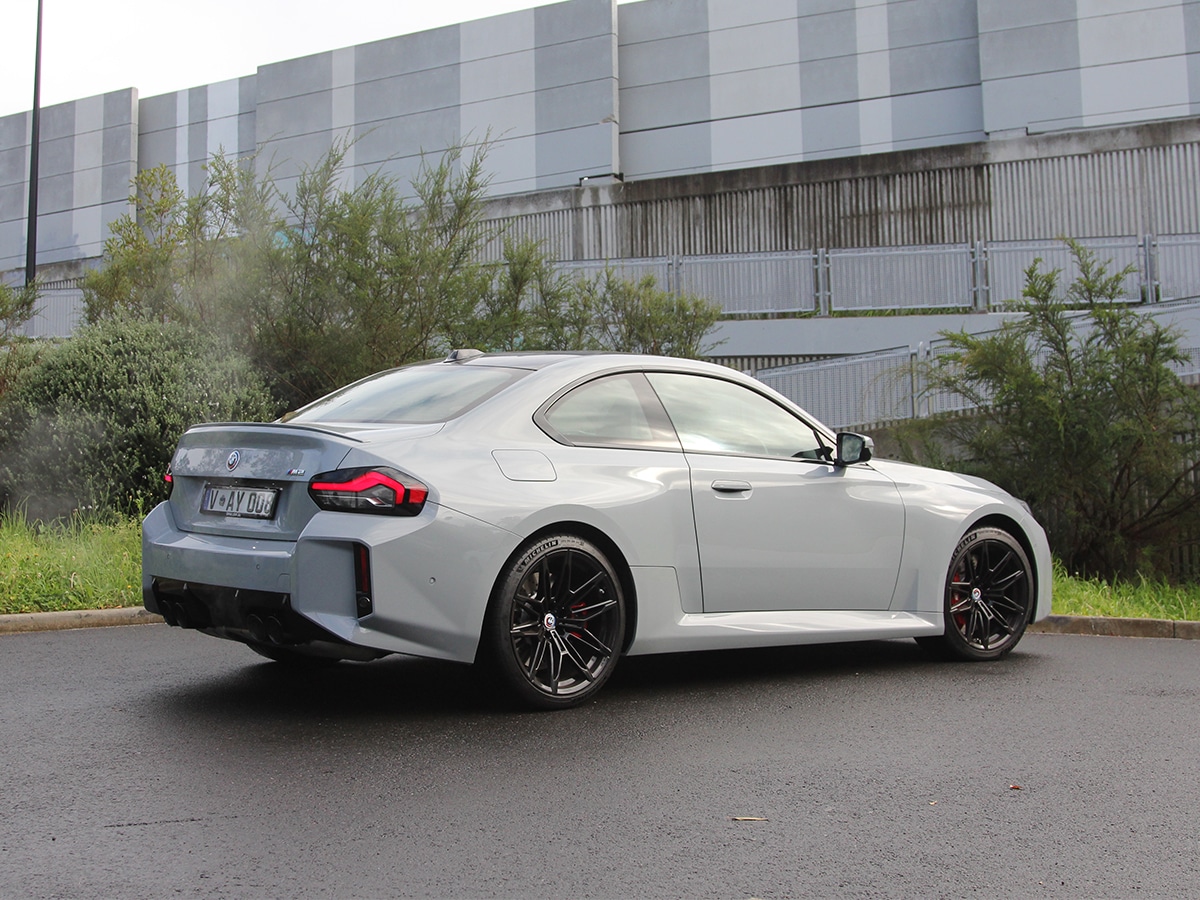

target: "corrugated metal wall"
[483,124,1200,261]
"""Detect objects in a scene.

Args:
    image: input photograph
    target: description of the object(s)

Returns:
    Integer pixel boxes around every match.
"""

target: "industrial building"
[4,0,1200,425]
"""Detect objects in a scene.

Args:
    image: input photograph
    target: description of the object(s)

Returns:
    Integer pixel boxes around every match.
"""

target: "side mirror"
[835,432,873,467]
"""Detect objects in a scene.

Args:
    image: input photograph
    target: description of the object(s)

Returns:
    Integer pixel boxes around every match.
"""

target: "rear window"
[288,364,527,424]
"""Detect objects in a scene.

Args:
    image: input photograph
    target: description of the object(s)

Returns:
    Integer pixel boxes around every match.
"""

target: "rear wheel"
[483,534,625,709]
[918,527,1035,661]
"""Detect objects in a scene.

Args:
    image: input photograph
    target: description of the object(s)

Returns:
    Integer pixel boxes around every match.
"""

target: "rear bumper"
[142,500,520,664]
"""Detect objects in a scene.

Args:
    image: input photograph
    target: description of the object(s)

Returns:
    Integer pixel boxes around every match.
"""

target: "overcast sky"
[2,0,634,119]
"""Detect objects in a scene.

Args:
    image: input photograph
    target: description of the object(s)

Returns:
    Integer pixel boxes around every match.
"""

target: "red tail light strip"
[307,466,429,516]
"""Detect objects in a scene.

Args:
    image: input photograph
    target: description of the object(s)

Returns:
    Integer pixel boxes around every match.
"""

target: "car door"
[645,372,905,613]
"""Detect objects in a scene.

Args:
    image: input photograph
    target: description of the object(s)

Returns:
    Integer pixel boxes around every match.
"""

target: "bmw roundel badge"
[227,450,241,471]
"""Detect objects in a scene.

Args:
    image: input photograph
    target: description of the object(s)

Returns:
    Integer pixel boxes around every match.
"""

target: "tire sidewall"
[942,526,1034,661]
[483,533,626,709]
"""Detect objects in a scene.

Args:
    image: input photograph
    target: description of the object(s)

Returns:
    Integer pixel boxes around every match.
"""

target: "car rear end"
[142,422,387,656]
[142,355,548,665]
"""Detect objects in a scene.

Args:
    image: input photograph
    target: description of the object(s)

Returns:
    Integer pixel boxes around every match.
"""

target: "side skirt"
[627,607,944,656]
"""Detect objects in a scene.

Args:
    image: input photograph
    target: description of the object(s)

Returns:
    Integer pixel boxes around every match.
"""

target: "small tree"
[0,281,40,401]
[914,240,1200,580]
[82,140,724,415]
[442,249,723,358]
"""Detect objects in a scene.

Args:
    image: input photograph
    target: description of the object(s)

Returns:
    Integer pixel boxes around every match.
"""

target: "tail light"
[307,466,428,516]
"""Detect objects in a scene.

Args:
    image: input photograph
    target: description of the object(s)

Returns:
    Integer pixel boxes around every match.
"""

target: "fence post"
[910,346,920,421]
[973,241,989,311]
[1142,234,1159,303]
[816,248,830,316]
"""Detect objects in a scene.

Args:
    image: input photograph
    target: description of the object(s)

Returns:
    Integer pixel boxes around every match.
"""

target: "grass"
[3,512,1200,621]
[1051,562,1200,621]
[0,511,141,615]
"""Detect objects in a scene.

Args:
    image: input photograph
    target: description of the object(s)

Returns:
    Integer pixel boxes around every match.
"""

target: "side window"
[645,372,826,459]
[540,373,681,450]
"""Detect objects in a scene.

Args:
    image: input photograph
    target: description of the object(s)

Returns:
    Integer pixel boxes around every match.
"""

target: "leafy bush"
[83,144,722,412]
[0,317,278,520]
[908,240,1200,581]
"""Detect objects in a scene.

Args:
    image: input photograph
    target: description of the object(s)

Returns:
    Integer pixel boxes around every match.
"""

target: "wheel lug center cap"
[543,612,557,631]
[971,587,983,602]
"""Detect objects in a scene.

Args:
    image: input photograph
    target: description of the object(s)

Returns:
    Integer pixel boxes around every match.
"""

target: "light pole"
[25,0,44,286]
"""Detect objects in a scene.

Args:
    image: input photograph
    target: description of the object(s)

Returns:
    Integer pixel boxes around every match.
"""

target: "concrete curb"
[1028,614,1200,640]
[0,607,1198,640]
[0,607,164,635]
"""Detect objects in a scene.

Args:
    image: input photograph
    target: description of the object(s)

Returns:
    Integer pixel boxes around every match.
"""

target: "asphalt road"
[1,624,1198,899]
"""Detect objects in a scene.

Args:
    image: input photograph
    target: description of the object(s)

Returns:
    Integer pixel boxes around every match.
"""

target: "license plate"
[201,485,279,519]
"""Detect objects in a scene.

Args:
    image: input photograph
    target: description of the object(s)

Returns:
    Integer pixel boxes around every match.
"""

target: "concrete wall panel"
[982,70,1085,133]
[0,184,23,222]
[891,85,985,145]
[798,56,861,107]
[978,20,1082,80]
[796,8,860,60]
[460,52,537,106]
[0,147,26,186]
[619,31,711,85]
[356,27,460,82]
[257,54,333,103]
[708,20,801,74]
[4,0,1200,282]
[709,0,798,31]
[711,68,801,120]
[620,121,713,178]
[889,40,980,95]
[461,9,534,60]
[977,0,1077,32]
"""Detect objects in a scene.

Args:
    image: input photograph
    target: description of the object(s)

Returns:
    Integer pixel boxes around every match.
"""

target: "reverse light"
[307,466,428,516]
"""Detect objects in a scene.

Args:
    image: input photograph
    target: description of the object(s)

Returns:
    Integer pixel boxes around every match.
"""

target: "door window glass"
[646,372,826,459]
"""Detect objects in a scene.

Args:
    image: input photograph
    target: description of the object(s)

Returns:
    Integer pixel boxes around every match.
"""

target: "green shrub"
[0,317,279,520]
[909,240,1200,581]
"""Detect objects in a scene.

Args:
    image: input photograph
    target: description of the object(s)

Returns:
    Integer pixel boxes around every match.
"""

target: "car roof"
[440,350,733,378]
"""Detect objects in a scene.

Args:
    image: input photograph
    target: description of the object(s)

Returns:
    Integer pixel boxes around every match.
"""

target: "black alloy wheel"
[919,526,1035,661]
[485,534,626,709]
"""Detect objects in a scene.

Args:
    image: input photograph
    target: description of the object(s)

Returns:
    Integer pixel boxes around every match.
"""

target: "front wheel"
[482,534,626,709]
[918,527,1035,661]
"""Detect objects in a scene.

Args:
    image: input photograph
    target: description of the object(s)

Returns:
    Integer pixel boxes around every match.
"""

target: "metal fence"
[554,257,674,292]
[678,251,817,315]
[981,237,1146,306]
[757,347,917,430]
[1156,234,1200,302]
[757,303,1200,431]
[826,244,976,312]
[555,233,1200,316]
[19,283,85,338]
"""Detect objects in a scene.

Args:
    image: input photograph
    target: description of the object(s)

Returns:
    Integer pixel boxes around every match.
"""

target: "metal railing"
[825,244,976,312]
[757,305,1200,431]
[678,251,817,315]
[19,285,85,338]
[981,237,1146,306]
[552,233,1200,316]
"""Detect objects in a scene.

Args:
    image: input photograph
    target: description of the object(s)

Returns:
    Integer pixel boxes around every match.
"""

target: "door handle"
[711,480,752,493]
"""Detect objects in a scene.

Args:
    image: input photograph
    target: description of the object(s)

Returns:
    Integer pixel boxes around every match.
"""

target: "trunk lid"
[167,423,361,540]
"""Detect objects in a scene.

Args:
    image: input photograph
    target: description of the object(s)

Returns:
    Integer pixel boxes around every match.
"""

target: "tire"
[483,534,626,709]
[918,527,1035,661]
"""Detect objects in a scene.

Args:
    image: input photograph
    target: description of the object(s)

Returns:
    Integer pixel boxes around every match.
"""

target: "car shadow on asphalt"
[138,635,1038,727]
